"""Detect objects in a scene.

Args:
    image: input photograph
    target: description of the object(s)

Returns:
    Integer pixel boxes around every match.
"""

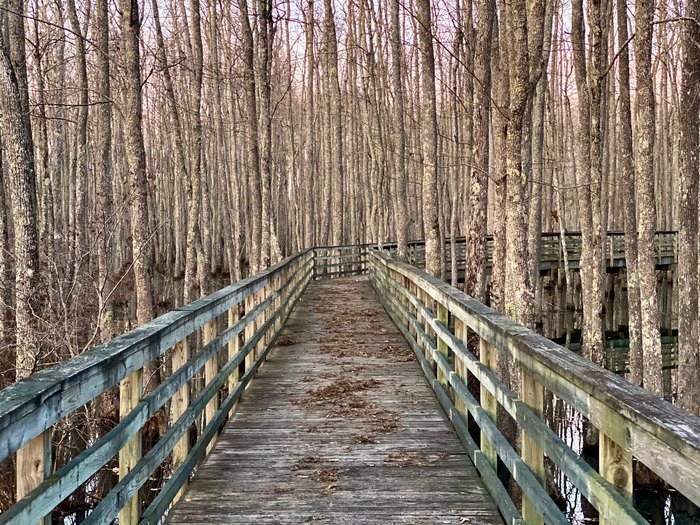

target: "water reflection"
[537,269,699,524]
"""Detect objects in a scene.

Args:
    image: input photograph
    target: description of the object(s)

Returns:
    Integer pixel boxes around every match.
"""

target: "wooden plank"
[118,369,142,525]
[0,251,312,463]
[203,318,218,453]
[166,278,503,525]
[480,339,498,469]
[15,430,51,525]
[599,432,633,525]
[369,248,700,507]
[170,338,190,502]
[521,369,545,525]
[436,302,449,387]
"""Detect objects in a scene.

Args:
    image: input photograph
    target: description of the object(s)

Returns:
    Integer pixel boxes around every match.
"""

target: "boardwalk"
[166,277,504,524]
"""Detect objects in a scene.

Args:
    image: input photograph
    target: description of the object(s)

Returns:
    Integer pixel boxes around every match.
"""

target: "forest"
[1,0,700,519]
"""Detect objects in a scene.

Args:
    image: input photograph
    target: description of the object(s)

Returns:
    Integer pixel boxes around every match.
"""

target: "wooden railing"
[312,243,368,279]
[1,240,692,525]
[368,247,700,524]
[0,250,314,525]
[396,231,678,273]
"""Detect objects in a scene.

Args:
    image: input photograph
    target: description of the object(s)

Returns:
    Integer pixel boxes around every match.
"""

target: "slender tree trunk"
[258,0,275,267]
[238,0,263,273]
[303,0,315,249]
[121,0,155,327]
[503,0,534,327]
[465,0,493,301]
[616,0,643,385]
[676,0,700,414]
[95,0,114,342]
[491,11,508,312]
[391,0,409,259]
[66,0,89,279]
[323,0,344,245]
[633,0,663,396]
[1,30,42,499]
[416,0,441,277]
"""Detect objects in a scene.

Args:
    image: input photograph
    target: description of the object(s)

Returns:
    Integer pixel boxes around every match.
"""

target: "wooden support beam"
[599,432,633,525]
[454,318,468,419]
[437,302,449,386]
[521,368,545,525]
[118,368,143,525]
[171,338,189,502]
[203,318,218,453]
[228,305,241,418]
[16,430,51,525]
[244,293,255,381]
[480,338,498,469]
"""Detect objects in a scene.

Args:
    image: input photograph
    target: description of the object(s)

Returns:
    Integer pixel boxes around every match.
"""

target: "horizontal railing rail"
[395,231,678,271]
[0,250,315,525]
[313,244,368,279]
[368,247,700,525]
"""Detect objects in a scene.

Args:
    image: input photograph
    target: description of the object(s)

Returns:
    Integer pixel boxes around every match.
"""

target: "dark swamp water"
[529,268,699,524]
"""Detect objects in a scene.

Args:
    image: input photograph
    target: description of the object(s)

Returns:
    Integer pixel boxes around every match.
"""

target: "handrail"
[0,249,317,525]
[396,231,677,270]
[368,247,700,524]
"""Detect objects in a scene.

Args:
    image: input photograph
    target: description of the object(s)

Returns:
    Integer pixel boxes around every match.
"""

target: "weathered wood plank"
[369,248,700,508]
[0,252,311,462]
[166,278,503,525]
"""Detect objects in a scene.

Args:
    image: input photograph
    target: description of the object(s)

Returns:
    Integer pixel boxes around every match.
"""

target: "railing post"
[454,318,468,420]
[204,317,218,453]
[118,368,143,525]
[520,368,545,525]
[599,432,633,524]
[228,305,240,417]
[16,430,51,525]
[256,287,266,358]
[437,302,449,386]
[244,293,255,379]
[480,338,498,469]
[171,338,190,501]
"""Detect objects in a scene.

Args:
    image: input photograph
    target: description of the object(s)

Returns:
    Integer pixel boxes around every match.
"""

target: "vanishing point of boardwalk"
[166,278,503,524]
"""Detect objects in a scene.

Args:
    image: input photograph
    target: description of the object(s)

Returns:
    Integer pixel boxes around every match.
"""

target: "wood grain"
[166,278,503,524]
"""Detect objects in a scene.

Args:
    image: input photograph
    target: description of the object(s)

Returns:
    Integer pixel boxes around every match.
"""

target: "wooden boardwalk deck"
[166,277,503,524]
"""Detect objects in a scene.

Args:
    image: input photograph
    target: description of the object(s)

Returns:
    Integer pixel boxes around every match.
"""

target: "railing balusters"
[520,368,545,524]
[204,317,219,453]
[479,338,498,469]
[244,293,255,377]
[171,338,190,500]
[118,368,143,525]
[16,431,51,525]
[599,432,633,524]
[228,305,241,417]
[436,302,449,387]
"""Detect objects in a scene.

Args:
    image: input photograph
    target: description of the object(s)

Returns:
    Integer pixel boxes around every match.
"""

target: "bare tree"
[416,0,441,277]
[633,0,663,396]
[677,0,700,414]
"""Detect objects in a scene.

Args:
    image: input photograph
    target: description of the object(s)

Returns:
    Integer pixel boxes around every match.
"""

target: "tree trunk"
[416,0,441,277]
[676,0,700,414]
[465,0,493,301]
[120,0,155,327]
[391,0,409,259]
[1,30,42,499]
[238,0,263,274]
[633,0,663,396]
[323,0,344,245]
[95,0,115,342]
[616,0,643,385]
